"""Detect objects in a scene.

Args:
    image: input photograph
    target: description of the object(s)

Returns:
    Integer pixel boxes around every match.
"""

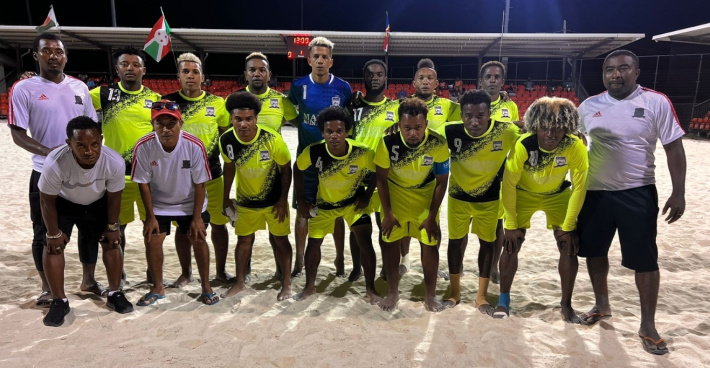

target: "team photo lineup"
[6,22,688,359]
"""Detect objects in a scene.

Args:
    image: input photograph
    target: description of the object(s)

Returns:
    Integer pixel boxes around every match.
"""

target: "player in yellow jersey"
[412,58,461,131]
[163,53,232,287]
[293,107,381,303]
[478,60,522,285]
[438,90,520,314]
[219,92,293,301]
[242,52,297,133]
[375,98,450,312]
[90,46,161,286]
[495,97,588,322]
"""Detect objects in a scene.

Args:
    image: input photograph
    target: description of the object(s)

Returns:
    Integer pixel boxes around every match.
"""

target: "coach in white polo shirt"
[131,100,219,306]
[576,50,686,355]
[39,116,132,327]
[9,33,102,306]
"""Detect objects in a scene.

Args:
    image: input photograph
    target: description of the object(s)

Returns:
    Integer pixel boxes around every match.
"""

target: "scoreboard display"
[286,35,311,59]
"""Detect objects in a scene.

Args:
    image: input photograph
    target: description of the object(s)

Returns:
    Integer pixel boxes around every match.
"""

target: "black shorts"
[154,211,210,236]
[55,195,108,265]
[577,185,659,272]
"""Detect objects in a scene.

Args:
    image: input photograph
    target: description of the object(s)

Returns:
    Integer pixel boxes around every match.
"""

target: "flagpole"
[384,11,389,79]
[160,7,179,71]
[53,5,61,34]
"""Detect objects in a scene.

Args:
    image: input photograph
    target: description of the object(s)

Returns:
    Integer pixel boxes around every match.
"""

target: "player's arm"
[294,150,313,219]
[9,126,55,156]
[376,165,399,238]
[102,190,123,248]
[222,161,236,213]
[137,183,159,242]
[662,137,686,224]
[420,170,448,243]
[39,192,69,255]
[272,161,292,223]
[501,150,525,253]
[188,181,208,242]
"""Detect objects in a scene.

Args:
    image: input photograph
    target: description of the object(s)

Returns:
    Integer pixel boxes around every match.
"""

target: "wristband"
[46,230,63,239]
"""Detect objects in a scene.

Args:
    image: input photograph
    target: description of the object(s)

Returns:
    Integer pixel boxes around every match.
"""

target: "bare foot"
[277,286,294,301]
[442,298,458,309]
[291,263,303,278]
[220,283,245,299]
[347,268,362,282]
[437,270,450,281]
[335,257,346,278]
[378,294,399,311]
[366,290,383,305]
[424,298,445,312]
[215,272,237,284]
[398,264,408,277]
[170,273,194,288]
[561,305,583,324]
[477,303,495,316]
[293,287,316,301]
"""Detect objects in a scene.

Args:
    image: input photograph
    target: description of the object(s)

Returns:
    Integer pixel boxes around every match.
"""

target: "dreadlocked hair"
[524,97,579,134]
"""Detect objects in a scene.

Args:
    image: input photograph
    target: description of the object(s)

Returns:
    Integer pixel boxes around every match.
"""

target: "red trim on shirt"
[641,87,685,133]
[7,79,25,126]
[131,133,156,181]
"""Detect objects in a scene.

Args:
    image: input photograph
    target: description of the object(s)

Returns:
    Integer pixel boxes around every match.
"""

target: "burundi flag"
[144,15,171,62]
[383,12,390,53]
[35,6,59,34]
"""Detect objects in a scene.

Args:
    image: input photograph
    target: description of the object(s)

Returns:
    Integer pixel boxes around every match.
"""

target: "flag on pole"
[383,12,390,53]
[35,6,59,33]
[144,15,171,63]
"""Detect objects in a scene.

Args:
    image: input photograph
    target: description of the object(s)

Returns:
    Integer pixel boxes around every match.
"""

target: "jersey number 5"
[390,145,399,161]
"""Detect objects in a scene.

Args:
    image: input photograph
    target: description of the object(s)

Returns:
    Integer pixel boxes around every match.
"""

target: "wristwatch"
[107,222,120,232]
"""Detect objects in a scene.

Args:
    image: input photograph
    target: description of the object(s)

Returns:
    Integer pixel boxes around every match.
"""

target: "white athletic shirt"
[578,85,685,191]
[131,131,211,216]
[8,75,98,172]
[38,145,125,205]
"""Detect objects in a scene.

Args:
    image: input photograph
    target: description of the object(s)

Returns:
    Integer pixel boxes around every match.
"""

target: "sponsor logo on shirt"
[633,108,645,118]
[74,96,83,105]
[144,100,153,108]
[332,95,340,106]
[348,165,358,174]
[592,111,602,118]
[501,108,510,118]
[422,155,434,166]
[554,156,567,167]
[205,107,215,117]
[434,106,443,116]
[38,94,49,101]
[182,160,191,169]
[386,111,395,121]
[492,141,503,152]
[270,99,279,109]
[259,150,270,161]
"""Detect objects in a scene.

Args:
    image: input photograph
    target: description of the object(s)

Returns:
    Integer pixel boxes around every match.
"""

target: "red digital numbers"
[294,36,311,45]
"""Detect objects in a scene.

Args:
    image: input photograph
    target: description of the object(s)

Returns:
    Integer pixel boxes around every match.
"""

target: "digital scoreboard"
[286,35,311,59]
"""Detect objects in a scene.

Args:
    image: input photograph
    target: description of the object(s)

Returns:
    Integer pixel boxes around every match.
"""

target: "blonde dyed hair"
[309,36,334,51]
[177,52,202,72]
[524,97,579,134]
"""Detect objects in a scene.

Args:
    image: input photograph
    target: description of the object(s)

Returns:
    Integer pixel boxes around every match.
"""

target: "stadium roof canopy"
[652,22,710,46]
[0,26,643,59]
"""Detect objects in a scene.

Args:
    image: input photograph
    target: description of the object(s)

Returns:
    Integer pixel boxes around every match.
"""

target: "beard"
[365,84,386,96]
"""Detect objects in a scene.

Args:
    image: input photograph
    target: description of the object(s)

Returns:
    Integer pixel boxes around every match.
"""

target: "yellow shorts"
[206,177,229,225]
[366,188,381,214]
[309,203,369,239]
[513,188,571,229]
[382,184,439,246]
[234,205,290,237]
[120,178,146,224]
[447,196,499,242]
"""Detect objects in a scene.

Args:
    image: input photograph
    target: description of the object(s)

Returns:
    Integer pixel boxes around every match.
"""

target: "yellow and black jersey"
[219,126,291,208]
[415,95,460,131]
[374,129,450,190]
[352,97,399,151]
[438,120,520,202]
[490,96,520,123]
[242,86,297,133]
[163,90,230,178]
[90,82,160,175]
[296,139,374,209]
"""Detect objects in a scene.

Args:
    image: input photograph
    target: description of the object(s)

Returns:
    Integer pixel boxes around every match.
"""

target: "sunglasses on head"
[152,101,179,111]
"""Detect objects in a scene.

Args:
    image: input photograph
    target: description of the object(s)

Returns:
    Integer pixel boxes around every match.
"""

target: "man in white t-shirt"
[576,50,686,355]
[131,100,219,306]
[8,33,101,306]
[39,117,133,327]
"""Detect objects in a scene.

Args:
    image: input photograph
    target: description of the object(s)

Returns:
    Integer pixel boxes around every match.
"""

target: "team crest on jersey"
[332,96,341,106]
[348,165,358,174]
[144,100,153,108]
[182,160,191,169]
[492,141,503,152]
[205,107,215,117]
[422,156,434,166]
[434,106,443,116]
[501,109,510,118]
[386,111,395,121]
[74,96,83,105]
[259,150,270,161]
[270,99,279,109]
[633,108,645,118]
[555,156,567,167]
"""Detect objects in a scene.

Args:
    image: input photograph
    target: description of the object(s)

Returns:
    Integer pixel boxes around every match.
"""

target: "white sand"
[0,121,708,367]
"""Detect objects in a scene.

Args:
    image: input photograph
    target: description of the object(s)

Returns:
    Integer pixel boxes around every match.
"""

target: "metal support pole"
[691,54,703,119]
[653,55,659,91]
[106,46,114,81]
[110,0,117,27]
